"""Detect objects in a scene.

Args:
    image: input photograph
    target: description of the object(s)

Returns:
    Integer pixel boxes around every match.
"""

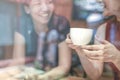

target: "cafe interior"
[0,0,116,80]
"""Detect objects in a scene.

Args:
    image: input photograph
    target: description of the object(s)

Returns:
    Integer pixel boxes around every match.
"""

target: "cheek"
[109,1,120,15]
[30,7,39,15]
[49,5,55,12]
[29,9,38,19]
[103,9,112,16]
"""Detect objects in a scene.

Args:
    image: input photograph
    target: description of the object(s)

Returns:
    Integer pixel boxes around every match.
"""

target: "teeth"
[42,14,49,17]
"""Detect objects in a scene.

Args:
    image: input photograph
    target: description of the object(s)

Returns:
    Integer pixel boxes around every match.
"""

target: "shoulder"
[14,32,25,44]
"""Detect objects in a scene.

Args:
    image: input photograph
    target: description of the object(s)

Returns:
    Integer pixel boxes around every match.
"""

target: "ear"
[24,5,30,14]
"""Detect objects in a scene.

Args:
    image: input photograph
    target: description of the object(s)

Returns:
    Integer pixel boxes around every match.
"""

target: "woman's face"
[28,0,54,24]
[102,0,120,18]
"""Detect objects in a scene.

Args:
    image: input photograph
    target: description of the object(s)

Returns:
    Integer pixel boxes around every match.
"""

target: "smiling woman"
[0,0,72,80]
[14,0,70,70]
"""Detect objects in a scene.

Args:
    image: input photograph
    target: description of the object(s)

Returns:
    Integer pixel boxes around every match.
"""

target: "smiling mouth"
[42,13,49,17]
[38,13,49,18]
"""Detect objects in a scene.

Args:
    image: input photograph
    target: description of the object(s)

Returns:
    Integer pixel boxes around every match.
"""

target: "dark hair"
[23,0,31,6]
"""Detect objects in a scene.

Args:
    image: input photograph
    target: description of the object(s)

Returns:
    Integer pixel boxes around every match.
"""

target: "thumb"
[100,40,110,44]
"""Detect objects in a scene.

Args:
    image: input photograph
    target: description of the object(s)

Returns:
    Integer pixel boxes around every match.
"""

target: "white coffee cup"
[70,28,93,45]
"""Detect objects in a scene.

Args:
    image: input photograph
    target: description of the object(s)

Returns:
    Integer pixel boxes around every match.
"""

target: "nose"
[41,3,48,11]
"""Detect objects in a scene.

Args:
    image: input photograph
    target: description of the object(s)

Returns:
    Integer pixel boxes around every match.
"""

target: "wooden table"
[0,66,88,80]
[59,76,86,80]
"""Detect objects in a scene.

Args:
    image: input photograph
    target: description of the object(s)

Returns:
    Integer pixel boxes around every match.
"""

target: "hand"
[65,33,80,50]
[65,33,72,44]
[38,74,54,80]
[37,75,47,80]
[100,40,119,63]
[81,40,120,63]
[65,34,89,56]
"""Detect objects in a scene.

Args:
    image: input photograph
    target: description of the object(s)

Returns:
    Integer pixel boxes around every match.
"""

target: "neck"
[33,21,48,35]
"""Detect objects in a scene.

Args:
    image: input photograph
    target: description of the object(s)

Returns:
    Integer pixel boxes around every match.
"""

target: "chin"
[40,20,49,24]
[32,15,50,24]
[39,17,51,24]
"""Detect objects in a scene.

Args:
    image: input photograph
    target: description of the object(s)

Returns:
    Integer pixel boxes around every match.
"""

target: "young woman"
[13,0,70,70]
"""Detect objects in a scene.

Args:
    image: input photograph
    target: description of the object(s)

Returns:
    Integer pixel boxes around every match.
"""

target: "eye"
[48,0,53,4]
[32,2,41,6]
[32,0,41,5]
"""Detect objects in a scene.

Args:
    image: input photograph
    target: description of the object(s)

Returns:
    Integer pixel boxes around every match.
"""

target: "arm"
[79,24,107,80]
[78,52,103,80]
[38,41,72,80]
[66,36,103,80]
[80,24,107,80]
[65,46,103,80]
[73,44,104,80]
[8,32,25,66]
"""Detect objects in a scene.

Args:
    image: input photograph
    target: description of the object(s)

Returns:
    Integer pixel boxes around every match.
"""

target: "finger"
[66,33,70,39]
[104,57,112,62]
[103,51,113,59]
[68,44,76,49]
[65,33,72,44]
[65,38,72,44]
[83,49,104,56]
[87,56,104,61]
[100,40,110,44]
[81,45,105,50]
[68,44,81,50]
[68,44,83,53]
